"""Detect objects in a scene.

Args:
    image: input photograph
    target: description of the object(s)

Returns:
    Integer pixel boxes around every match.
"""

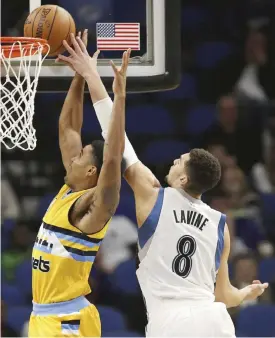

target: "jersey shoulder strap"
[138,187,164,249]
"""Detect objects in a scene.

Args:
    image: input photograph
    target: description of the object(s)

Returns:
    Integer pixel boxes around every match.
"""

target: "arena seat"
[1,229,11,251]
[126,105,174,135]
[2,218,16,232]
[258,258,275,283]
[235,218,265,251]
[140,140,190,164]
[2,219,15,250]
[15,260,32,298]
[109,259,139,295]
[184,104,216,135]
[236,305,275,337]
[6,306,32,335]
[261,193,275,222]
[2,283,25,306]
[261,193,275,238]
[116,191,136,222]
[181,5,210,32]
[37,193,55,218]
[154,74,197,101]
[97,306,127,333]
[195,41,232,69]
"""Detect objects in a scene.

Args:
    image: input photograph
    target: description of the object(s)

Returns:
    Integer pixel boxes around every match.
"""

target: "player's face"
[65,145,97,187]
[166,153,190,188]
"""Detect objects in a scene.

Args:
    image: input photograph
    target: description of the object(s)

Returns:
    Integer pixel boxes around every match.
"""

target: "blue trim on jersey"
[43,222,102,243]
[215,213,226,271]
[61,324,79,331]
[68,252,96,263]
[34,244,96,262]
[54,232,101,248]
[33,243,52,254]
[32,296,90,315]
[138,187,164,249]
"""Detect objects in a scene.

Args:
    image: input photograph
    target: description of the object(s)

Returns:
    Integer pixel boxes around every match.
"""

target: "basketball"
[24,5,76,57]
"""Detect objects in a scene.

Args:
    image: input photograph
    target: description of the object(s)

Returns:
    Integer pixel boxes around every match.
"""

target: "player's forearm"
[216,285,248,308]
[103,94,125,161]
[85,71,109,104]
[93,97,139,169]
[59,74,85,133]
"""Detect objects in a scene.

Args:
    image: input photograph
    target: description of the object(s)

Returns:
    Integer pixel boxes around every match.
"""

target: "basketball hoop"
[0,37,50,151]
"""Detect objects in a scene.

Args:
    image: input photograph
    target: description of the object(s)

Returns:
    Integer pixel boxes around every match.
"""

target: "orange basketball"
[24,5,76,57]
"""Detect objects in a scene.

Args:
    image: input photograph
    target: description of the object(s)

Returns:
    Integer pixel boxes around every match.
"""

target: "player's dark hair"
[91,140,105,174]
[185,149,221,195]
[90,140,126,175]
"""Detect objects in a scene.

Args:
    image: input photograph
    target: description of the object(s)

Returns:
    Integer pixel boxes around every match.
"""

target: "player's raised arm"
[76,52,130,232]
[57,30,88,172]
[84,55,160,226]
[59,39,129,232]
[215,224,268,308]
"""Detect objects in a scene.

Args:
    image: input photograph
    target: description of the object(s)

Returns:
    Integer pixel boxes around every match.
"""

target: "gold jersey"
[32,184,109,304]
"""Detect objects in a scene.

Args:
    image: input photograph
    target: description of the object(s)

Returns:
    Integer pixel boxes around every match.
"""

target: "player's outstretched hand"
[110,49,131,97]
[243,280,269,302]
[57,32,100,78]
[55,30,88,69]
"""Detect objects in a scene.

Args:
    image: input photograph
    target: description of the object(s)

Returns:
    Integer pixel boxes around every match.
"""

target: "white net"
[0,40,49,151]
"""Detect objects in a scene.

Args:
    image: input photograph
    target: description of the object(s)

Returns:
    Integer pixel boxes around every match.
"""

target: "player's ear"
[86,165,97,177]
[180,175,188,187]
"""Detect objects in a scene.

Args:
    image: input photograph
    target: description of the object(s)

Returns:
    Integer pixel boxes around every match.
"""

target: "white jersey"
[137,187,226,311]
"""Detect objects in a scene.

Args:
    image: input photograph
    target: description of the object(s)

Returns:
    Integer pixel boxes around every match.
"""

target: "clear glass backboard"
[1,0,181,92]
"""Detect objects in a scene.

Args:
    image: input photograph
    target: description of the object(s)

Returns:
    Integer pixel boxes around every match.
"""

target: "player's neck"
[71,180,94,192]
[182,188,201,201]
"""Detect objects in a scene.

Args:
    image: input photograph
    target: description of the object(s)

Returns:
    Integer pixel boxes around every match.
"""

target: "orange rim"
[0,37,49,58]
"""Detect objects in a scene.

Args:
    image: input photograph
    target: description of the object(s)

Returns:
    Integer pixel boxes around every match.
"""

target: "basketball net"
[0,38,49,151]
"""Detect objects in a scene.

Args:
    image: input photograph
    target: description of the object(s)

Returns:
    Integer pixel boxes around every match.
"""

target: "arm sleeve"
[94,97,139,170]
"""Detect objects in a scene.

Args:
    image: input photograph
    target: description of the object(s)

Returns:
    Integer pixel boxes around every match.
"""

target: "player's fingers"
[93,50,100,59]
[77,31,82,43]
[252,283,269,292]
[70,33,83,54]
[82,29,88,47]
[57,54,73,64]
[121,49,131,74]
[110,60,119,75]
[126,48,131,61]
[252,280,261,284]
[76,36,88,54]
[124,49,131,73]
[63,39,77,57]
[120,51,128,74]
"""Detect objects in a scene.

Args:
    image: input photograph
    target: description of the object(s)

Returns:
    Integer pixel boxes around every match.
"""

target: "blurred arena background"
[1,0,275,337]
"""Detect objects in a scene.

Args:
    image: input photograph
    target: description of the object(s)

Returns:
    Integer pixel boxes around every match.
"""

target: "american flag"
[96,23,140,51]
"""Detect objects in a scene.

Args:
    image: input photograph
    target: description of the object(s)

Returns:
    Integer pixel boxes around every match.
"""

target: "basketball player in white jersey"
[60,50,268,337]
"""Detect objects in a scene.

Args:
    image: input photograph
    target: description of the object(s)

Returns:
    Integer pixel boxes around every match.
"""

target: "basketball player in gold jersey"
[29,30,131,337]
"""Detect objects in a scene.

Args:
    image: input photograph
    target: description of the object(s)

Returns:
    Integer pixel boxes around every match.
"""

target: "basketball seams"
[47,5,58,41]
[24,5,76,57]
[49,12,71,56]
[32,7,43,37]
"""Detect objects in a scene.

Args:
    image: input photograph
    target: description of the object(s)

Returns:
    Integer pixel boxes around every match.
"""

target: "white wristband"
[101,131,139,170]
[93,97,113,131]
[94,97,139,171]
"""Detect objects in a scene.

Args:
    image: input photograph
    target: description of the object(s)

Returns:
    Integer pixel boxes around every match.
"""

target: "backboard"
[1,0,181,93]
